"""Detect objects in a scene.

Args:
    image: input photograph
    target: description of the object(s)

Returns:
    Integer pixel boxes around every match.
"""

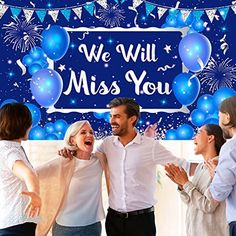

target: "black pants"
[105,209,156,236]
[230,221,236,236]
[0,222,36,236]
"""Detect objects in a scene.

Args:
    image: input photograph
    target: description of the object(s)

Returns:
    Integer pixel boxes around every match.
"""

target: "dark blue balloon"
[213,87,236,109]
[0,99,18,108]
[197,94,216,114]
[29,126,45,140]
[54,119,68,133]
[22,55,33,67]
[192,19,205,32]
[41,25,70,61]
[28,63,43,75]
[172,73,200,106]
[24,103,41,127]
[176,124,194,140]
[45,133,58,140]
[30,69,63,107]
[190,109,206,127]
[44,122,55,133]
[30,46,45,60]
[179,33,212,72]
[165,129,177,140]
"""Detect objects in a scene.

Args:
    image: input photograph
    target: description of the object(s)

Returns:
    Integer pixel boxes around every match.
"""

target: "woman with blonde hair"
[36,120,109,236]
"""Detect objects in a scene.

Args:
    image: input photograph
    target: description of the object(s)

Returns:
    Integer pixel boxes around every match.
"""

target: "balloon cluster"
[165,124,194,140]
[22,47,49,75]
[22,25,70,108]
[162,9,206,33]
[29,119,69,140]
[190,88,236,127]
[93,112,110,123]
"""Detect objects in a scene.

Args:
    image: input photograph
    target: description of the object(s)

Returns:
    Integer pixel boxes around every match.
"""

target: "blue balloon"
[187,27,197,34]
[204,118,219,125]
[44,122,55,133]
[213,87,236,109]
[179,33,212,72]
[30,46,45,60]
[54,119,68,133]
[172,73,200,106]
[30,69,63,107]
[165,15,178,27]
[54,131,65,140]
[41,25,70,61]
[165,129,177,140]
[45,133,58,140]
[103,112,110,123]
[24,103,41,127]
[192,19,205,32]
[197,94,216,114]
[29,126,45,140]
[28,63,43,75]
[176,12,194,28]
[168,9,179,16]
[22,55,33,67]
[0,99,18,108]
[93,112,105,119]
[176,124,194,140]
[34,60,49,69]
[190,109,206,127]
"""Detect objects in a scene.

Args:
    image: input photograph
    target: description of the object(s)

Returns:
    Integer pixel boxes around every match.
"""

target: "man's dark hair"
[108,97,140,126]
[204,124,226,155]
[220,95,236,128]
[0,103,32,140]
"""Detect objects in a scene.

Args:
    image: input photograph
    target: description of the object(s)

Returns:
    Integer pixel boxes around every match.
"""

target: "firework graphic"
[200,57,236,92]
[2,17,43,52]
[98,4,125,27]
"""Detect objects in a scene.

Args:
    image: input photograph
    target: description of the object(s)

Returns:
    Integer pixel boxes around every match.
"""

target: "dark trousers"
[230,221,236,236]
[0,222,36,236]
[105,209,156,236]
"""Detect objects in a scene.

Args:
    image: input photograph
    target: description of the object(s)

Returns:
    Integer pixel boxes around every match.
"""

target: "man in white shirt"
[96,97,187,236]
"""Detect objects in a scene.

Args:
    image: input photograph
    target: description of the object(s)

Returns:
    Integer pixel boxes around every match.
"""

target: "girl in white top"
[0,103,41,236]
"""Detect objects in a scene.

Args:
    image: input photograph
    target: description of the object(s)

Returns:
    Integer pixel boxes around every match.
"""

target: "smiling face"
[193,125,213,155]
[70,123,95,153]
[110,105,136,137]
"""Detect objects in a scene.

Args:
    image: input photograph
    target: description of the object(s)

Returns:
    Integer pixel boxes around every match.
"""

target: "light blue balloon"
[45,133,58,140]
[0,99,18,108]
[172,72,200,106]
[176,124,194,140]
[29,126,45,140]
[165,129,177,140]
[30,46,45,60]
[41,25,70,61]
[30,69,63,107]
[93,112,105,119]
[204,118,219,125]
[190,109,206,127]
[197,94,216,114]
[24,103,41,127]
[55,131,65,140]
[179,33,212,72]
[28,63,43,75]
[22,55,33,67]
[213,87,236,109]
[44,122,55,133]
[34,60,49,69]
[103,112,110,123]
[54,119,68,133]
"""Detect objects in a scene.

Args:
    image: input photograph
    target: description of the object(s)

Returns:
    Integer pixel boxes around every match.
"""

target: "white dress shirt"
[96,132,187,212]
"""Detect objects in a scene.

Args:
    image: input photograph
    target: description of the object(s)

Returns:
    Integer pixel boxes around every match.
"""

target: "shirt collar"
[113,129,142,146]
[0,140,21,147]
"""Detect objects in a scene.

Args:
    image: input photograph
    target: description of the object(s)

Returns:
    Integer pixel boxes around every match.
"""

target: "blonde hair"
[64,120,91,150]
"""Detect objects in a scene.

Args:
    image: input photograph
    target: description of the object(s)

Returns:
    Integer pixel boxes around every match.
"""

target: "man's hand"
[144,123,157,138]
[58,147,75,159]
